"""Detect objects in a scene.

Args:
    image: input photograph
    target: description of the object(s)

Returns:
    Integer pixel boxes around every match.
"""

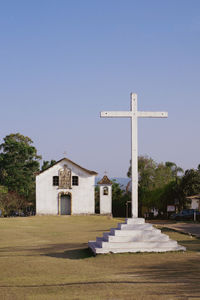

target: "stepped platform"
[88,218,186,254]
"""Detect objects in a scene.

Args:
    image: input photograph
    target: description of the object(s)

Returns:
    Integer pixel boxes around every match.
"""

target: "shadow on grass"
[119,257,200,297]
[178,239,200,252]
[44,247,93,260]
[0,243,94,259]
[160,227,200,251]
[161,227,179,233]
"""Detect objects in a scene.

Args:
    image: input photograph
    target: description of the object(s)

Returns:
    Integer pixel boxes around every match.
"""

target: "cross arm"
[137,111,168,118]
[100,111,132,118]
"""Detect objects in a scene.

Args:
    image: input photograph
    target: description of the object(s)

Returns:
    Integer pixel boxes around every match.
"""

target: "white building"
[36,158,97,215]
[98,175,112,215]
[186,194,200,210]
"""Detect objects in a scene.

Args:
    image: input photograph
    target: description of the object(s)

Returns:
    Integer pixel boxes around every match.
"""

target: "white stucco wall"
[36,160,96,215]
[99,185,112,214]
[191,199,199,210]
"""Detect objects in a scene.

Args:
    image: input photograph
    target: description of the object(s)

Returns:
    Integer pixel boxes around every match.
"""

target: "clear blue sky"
[0,0,200,177]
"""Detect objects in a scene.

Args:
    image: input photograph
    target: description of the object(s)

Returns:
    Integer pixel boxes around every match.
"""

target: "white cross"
[100,93,168,218]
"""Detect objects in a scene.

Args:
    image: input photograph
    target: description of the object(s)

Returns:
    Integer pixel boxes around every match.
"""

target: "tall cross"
[100,93,168,218]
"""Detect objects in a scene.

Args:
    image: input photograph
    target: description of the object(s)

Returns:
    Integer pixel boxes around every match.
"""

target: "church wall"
[36,160,95,215]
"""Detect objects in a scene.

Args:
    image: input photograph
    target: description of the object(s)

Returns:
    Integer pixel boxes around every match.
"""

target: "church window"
[72,176,79,186]
[103,186,109,195]
[53,176,59,186]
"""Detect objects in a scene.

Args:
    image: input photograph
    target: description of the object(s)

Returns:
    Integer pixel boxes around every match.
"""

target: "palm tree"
[165,161,184,182]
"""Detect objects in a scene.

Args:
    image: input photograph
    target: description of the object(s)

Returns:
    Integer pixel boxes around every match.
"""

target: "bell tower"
[98,174,112,215]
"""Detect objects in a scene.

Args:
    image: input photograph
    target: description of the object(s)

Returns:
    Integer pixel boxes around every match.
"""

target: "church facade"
[36,158,97,215]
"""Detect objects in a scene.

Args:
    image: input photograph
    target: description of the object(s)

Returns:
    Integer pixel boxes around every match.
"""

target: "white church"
[36,157,112,215]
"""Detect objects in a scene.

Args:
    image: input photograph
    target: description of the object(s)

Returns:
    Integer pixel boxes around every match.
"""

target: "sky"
[0,0,200,177]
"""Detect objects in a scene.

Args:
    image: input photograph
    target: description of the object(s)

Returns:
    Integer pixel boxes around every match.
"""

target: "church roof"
[37,157,98,176]
[98,175,112,185]
[186,194,200,199]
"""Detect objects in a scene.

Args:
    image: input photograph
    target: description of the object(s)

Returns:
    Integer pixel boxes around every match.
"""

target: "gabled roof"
[37,157,98,176]
[186,194,200,199]
[98,175,112,185]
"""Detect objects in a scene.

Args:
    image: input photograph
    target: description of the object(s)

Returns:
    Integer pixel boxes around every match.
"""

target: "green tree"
[0,191,27,216]
[165,161,184,182]
[0,133,41,201]
[112,180,129,217]
[95,185,100,213]
[180,168,200,197]
[127,156,184,214]
[41,160,56,171]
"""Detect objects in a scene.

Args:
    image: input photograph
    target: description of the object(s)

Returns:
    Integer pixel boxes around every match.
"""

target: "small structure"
[98,175,112,215]
[36,157,97,215]
[186,194,200,210]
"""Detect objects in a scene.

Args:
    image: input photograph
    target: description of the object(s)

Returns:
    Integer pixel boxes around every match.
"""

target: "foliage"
[0,190,27,215]
[0,133,41,201]
[0,185,8,194]
[180,168,200,197]
[41,160,56,171]
[127,156,175,189]
[95,185,100,213]
[112,180,130,217]
[165,161,184,180]
[127,156,184,213]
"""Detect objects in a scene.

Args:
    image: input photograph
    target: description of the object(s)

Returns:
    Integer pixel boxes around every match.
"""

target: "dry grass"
[0,216,200,300]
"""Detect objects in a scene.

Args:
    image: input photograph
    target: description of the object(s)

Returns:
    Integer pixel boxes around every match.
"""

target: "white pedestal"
[88,218,186,254]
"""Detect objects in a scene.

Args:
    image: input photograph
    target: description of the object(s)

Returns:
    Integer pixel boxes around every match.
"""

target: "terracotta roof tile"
[98,175,112,185]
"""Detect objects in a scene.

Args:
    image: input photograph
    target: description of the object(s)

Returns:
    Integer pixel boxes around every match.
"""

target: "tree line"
[0,133,200,217]
[109,156,200,217]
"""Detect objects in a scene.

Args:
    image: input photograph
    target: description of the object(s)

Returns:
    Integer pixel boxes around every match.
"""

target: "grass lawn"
[0,216,200,300]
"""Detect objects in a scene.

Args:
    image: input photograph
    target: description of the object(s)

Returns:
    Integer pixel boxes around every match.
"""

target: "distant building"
[186,194,200,210]
[36,157,97,215]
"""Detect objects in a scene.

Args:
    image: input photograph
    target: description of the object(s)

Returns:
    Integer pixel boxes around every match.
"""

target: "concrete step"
[117,223,153,230]
[88,241,185,254]
[101,232,169,243]
[96,240,179,249]
[110,228,161,236]
[125,218,145,225]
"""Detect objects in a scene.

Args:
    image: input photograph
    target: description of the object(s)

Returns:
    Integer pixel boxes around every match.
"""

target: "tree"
[112,180,127,217]
[41,160,56,171]
[95,185,100,213]
[165,161,184,182]
[0,133,41,201]
[180,168,200,197]
[0,190,27,216]
[127,156,184,214]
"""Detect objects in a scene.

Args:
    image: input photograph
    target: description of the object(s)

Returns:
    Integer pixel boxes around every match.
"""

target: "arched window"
[72,176,79,186]
[53,176,59,186]
[103,186,109,195]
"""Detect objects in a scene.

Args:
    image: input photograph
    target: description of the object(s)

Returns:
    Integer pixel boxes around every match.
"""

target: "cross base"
[88,218,185,254]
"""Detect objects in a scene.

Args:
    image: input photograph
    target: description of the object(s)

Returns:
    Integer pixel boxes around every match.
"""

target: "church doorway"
[59,193,71,215]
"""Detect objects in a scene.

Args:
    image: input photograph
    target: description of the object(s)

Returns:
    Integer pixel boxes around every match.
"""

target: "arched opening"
[103,186,109,195]
[58,192,71,215]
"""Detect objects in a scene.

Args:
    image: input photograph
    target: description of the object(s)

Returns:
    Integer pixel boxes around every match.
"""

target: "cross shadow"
[0,242,94,259]
[44,247,94,260]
